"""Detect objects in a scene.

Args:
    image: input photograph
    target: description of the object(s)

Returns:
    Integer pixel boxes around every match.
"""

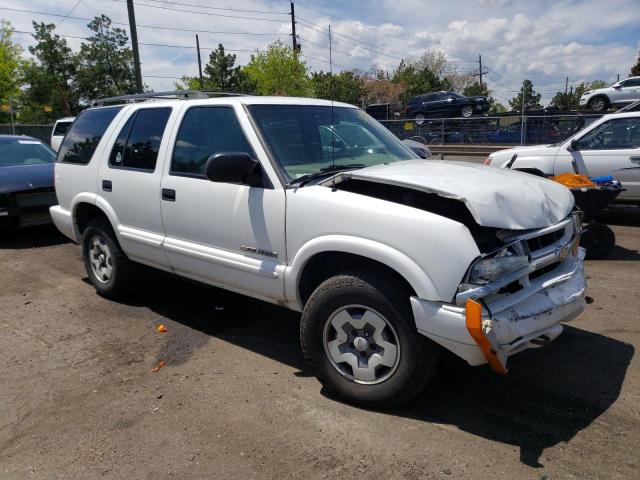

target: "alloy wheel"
[323,305,401,384]
[88,235,113,284]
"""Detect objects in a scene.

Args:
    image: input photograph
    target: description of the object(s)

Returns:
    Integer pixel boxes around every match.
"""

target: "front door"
[555,117,640,200]
[159,105,287,302]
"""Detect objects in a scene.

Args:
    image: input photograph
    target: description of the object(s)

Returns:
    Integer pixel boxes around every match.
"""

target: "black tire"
[82,217,135,300]
[580,223,616,260]
[300,271,440,409]
[588,96,608,113]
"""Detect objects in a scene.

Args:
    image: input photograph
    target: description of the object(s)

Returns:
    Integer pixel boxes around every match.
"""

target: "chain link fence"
[380,113,603,146]
[0,124,53,144]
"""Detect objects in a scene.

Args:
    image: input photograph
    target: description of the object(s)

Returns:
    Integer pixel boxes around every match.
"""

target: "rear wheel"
[461,105,474,117]
[300,271,440,409]
[581,223,615,260]
[588,96,608,113]
[82,218,135,300]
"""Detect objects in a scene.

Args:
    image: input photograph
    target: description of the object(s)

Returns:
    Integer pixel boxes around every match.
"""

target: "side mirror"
[569,138,579,151]
[613,84,622,89]
[205,152,261,186]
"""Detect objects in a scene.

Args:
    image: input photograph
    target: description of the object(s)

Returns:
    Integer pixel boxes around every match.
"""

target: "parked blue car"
[0,135,57,229]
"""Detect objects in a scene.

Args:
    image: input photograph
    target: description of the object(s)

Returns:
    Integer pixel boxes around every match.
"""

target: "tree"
[392,60,449,102]
[489,102,507,114]
[549,80,609,111]
[177,43,255,93]
[631,50,640,76]
[76,15,137,101]
[26,22,79,117]
[362,69,404,104]
[0,21,22,123]
[311,70,364,105]
[508,79,542,112]
[244,41,310,96]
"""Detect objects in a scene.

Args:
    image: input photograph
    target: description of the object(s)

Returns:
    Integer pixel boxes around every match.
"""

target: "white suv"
[580,77,640,112]
[51,94,587,408]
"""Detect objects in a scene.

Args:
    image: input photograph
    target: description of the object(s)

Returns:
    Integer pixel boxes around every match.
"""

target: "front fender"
[285,234,441,311]
[502,156,555,175]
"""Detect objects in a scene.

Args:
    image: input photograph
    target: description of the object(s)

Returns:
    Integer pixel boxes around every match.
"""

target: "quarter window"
[576,118,640,150]
[109,108,171,171]
[58,107,122,165]
[171,106,255,176]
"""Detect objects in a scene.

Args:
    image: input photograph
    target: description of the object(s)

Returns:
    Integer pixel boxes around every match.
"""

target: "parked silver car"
[580,77,640,112]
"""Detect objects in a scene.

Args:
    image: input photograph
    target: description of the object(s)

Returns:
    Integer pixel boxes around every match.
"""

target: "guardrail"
[380,113,604,147]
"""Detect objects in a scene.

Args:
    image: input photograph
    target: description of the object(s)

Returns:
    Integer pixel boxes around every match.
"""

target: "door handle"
[630,156,640,164]
[102,180,112,192]
[161,188,176,201]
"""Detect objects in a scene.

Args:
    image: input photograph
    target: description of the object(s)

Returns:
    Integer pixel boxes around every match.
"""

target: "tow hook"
[465,299,508,374]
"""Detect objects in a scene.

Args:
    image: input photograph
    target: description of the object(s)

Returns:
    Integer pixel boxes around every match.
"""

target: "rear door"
[618,78,640,104]
[555,116,640,200]
[97,106,174,267]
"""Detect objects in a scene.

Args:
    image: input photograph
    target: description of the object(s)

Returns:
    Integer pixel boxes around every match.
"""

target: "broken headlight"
[468,249,528,284]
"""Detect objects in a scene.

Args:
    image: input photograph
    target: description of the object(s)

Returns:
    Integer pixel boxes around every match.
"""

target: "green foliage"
[631,50,640,76]
[392,59,450,102]
[76,15,137,100]
[508,79,542,111]
[0,21,22,123]
[310,70,364,106]
[244,41,310,96]
[177,44,255,93]
[489,101,507,114]
[25,22,80,119]
[462,82,489,98]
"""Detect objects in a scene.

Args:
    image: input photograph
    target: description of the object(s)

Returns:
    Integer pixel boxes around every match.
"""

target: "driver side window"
[575,118,640,150]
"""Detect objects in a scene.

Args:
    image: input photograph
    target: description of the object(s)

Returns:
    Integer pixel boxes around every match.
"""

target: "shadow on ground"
[597,203,640,227]
[119,270,634,469]
[0,225,70,249]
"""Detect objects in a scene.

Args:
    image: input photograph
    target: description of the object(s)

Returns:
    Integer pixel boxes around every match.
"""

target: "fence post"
[441,118,444,144]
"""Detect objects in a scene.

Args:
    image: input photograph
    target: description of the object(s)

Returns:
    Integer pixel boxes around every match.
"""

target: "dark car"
[405,91,489,123]
[0,135,57,229]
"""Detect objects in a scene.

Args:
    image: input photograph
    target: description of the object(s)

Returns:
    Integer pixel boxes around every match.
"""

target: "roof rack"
[91,90,251,107]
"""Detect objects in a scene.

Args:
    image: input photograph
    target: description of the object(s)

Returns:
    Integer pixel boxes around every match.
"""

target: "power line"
[111,0,290,23]
[58,0,83,26]
[125,0,289,15]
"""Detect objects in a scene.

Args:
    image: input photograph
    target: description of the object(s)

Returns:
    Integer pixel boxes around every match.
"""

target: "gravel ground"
[1,205,639,480]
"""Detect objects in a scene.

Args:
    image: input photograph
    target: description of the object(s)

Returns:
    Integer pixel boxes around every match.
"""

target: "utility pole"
[196,34,203,90]
[565,77,568,94]
[478,54,483,86]
[126,0,143,93]
[617,73,620,82]
[290,2,298,51]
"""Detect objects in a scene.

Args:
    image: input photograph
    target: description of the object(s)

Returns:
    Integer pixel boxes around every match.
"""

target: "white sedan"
[485,111,640,202]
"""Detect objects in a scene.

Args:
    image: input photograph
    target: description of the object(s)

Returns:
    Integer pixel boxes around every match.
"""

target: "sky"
[2,0,639,105]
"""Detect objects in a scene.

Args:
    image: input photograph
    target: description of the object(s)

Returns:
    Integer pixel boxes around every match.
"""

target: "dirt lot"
[1,207,639,480]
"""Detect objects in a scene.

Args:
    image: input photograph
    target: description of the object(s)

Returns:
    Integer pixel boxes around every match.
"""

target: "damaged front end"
[411,211,587,372]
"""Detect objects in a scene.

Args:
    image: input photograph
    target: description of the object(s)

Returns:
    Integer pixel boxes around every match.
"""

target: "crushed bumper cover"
[411,249,587,369]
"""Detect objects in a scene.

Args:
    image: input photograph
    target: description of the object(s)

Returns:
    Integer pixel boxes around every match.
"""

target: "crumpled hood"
[0,163,54,194]
[342,160,574,230]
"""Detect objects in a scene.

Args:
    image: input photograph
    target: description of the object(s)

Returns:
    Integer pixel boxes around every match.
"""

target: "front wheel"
[300,271,440,409]
[588,96,608,113]
[461,105,474,117]
[413,113,426,126]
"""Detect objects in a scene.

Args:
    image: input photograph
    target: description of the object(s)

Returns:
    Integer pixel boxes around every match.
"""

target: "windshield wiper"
[290,163,366,187]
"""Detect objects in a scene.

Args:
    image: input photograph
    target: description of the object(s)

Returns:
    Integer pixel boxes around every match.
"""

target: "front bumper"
[411,213,587,371]
[579,96,589,106]
[0,190,57,229]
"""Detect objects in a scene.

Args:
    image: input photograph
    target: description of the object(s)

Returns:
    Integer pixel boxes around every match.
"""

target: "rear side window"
[171,106,255,176]
[53,121,73,136]
[58,107,122,165]
[109,107,171,172]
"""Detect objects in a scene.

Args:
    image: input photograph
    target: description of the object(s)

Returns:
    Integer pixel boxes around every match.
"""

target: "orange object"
[550,173,595,188]
[465,299,507,375]
[151,360,166,373]
[157,324,167,333]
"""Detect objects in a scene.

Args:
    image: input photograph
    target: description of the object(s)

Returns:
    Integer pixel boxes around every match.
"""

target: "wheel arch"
[71,193,120,240]
[286,235,441,311]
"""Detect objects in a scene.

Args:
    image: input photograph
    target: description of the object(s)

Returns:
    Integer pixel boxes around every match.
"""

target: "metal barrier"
[381,113,603,146]
[0,124,53,144]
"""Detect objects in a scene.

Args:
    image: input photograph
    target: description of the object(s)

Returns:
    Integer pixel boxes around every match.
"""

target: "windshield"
[248,105,417,180]
[0,138,56,167]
